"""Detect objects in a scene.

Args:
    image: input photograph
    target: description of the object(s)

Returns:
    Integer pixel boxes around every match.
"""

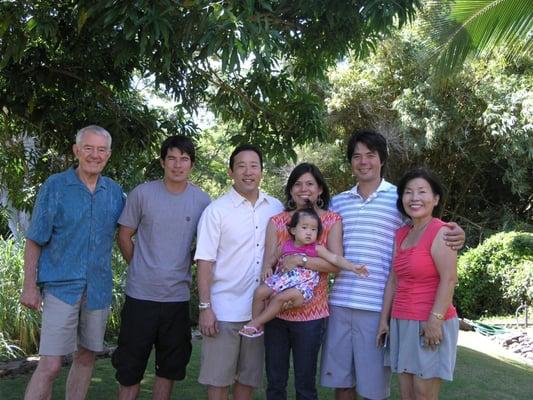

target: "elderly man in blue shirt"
[20,125,125,400]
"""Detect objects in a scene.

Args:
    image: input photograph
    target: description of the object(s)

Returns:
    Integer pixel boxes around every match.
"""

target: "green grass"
[1,341,532,400]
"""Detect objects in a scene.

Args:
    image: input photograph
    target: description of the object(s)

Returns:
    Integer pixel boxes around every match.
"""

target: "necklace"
[410,218,432,233]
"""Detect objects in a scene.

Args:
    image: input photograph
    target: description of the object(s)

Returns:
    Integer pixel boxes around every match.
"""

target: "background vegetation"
[455,231,533,318]
[0,0,531,361]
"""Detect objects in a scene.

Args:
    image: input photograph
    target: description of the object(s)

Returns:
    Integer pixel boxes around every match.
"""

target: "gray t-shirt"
[119,180,210,302]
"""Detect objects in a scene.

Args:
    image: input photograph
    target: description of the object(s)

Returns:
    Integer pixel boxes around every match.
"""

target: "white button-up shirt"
[194,187,283,322]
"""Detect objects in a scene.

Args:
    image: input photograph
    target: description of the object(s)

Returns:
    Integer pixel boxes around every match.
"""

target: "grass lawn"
[1,340,532,399]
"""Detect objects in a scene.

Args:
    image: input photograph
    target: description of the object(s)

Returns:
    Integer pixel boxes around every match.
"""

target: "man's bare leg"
[24,355,63,400]
[207,385,228,400]
[66,347,96,400]
[152,376,175,400]
[336,387,356,400]
[118,384,140,400]
[232,382,254,400]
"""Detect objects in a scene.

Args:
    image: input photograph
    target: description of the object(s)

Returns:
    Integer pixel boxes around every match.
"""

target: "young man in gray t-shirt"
[112,136,210,400]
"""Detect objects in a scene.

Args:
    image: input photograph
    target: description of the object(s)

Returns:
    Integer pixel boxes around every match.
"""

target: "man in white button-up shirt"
[194,144,283,400]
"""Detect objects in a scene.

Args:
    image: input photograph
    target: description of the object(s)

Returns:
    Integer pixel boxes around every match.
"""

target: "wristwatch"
[302,256,308,268]
[431,311,444,320]
[198,302,211,310]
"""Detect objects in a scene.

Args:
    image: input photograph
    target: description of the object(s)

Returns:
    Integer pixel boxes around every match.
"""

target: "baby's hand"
[350,263,369,277]
[261,268,273,281]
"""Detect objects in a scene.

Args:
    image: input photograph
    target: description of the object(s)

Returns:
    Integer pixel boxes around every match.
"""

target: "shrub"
[507,260,533,307]
[105,246,128,344]
[0,237,40,360]
[456,231,533,319]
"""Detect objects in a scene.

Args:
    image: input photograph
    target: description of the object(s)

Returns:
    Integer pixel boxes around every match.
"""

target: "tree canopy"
[0,0,421,211]
[0,0,421,152]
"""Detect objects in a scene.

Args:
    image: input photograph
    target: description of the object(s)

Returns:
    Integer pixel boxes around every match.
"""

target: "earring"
[287,198,296,210]
[316,197,325,209]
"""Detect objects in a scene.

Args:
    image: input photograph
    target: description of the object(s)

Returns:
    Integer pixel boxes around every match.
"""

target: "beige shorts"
[39,291,110,356]
[198,321,264,388]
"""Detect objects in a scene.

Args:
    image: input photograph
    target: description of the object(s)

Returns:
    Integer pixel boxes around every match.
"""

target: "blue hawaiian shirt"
[26,167,125,310]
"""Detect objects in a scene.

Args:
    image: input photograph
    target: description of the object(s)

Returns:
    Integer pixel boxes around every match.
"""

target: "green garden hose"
[469,320,509,336]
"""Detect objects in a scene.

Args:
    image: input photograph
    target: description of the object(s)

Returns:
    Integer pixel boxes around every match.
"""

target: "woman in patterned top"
[240,207,368,338]
[262,163,343,400]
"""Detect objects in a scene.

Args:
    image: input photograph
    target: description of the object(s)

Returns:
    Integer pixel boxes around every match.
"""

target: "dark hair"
[284,163,330,211]
[396,167,445,218]
[229,144,263,171]
[346,129,388,176]
[287,207,323,241]
[160,135,196,163]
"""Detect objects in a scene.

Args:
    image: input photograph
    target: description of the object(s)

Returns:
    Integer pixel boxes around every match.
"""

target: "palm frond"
[425,0,533,75]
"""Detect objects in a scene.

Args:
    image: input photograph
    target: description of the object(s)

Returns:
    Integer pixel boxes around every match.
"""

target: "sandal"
[239,325,264,338]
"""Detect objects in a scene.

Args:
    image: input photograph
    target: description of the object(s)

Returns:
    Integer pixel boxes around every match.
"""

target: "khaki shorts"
[198,321,264,388]
[320,306,391,400]
[39,291,110,356]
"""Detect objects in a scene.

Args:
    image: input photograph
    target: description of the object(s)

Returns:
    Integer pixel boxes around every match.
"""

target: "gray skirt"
[385,317,459,381]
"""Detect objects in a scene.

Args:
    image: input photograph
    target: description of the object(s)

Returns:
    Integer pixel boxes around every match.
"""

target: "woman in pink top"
[377,168,459,400]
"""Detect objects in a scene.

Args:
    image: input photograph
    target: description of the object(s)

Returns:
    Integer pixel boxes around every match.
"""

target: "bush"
[0,237,40,360]
[105,246,128,344]
[456,231,533,319]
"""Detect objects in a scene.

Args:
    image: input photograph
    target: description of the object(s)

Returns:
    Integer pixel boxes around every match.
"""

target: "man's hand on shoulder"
[20,285,42,311]
[443,222,465,251]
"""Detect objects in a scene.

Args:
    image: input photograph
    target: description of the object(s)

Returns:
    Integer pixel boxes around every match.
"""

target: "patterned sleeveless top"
[271,210,342,321]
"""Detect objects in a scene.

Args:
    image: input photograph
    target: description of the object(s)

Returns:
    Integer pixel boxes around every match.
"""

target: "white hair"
[75,125,112,148]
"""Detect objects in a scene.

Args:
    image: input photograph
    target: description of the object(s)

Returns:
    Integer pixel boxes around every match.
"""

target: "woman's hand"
[261,267,273,281]
[279,254,302,272]
[420,316,443,350]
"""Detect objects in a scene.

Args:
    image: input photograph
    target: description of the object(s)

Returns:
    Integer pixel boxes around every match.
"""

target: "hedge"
[455,231,533,319]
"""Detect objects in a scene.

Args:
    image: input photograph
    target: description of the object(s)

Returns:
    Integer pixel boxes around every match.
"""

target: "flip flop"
[239,325,264,338]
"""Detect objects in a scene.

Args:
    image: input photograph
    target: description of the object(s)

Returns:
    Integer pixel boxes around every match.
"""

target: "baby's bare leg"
[252,284,275,320]
[248,288,305,330]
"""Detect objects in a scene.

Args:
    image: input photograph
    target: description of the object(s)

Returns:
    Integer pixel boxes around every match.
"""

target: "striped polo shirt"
[329,179,405,312]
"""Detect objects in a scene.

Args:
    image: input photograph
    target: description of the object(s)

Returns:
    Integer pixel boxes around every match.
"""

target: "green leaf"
[428,0,533,76]
[26,17,37,32]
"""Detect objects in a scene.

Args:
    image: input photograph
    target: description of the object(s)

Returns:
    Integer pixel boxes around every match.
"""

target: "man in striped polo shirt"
[320,129,464,400]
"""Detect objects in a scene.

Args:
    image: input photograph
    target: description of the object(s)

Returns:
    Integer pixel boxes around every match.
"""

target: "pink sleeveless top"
[271,210,341,321]
[391,218,457,321]
[280,240,319,259]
